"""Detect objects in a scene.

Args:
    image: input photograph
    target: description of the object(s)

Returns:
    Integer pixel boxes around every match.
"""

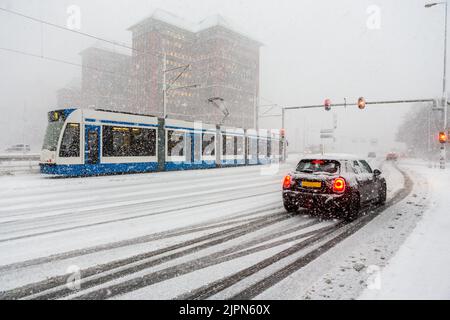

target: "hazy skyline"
[0,0,446,153]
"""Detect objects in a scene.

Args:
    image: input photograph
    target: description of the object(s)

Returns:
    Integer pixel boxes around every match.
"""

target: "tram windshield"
[42,113,65,151]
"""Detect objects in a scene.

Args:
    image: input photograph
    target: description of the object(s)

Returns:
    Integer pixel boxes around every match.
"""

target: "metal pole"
[441,2,448,169]
[254,81,259,131]
[163,53,167,119]
[428,107,433,167]
[282,108,287,161]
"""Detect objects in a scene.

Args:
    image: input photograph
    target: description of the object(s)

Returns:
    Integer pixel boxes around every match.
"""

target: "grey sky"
[0,0,446,153]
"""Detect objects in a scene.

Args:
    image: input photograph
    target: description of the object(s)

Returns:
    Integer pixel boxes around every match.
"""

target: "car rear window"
[296,159,340,174]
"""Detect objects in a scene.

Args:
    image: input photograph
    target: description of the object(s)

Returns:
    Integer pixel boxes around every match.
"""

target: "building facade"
[58,10,261,129]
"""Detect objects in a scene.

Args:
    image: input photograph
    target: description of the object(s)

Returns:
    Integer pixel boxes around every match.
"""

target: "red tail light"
[333,177,346,193]
[283,175,292,189]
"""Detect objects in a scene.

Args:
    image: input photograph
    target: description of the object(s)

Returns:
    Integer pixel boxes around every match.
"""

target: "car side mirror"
[373,169,382,177]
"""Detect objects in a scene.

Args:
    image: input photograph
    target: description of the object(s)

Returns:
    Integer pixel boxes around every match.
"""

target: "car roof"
[300,153,362,161]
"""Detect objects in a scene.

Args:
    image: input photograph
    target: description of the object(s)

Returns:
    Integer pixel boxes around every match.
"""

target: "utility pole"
[425,1,448,169]
[443,1,448,169]
[254,81,259,131]
[428,107,432,167]
[281,107,287,161]
[163,53,167,119]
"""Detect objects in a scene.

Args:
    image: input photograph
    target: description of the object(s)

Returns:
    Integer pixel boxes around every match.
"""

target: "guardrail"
[0,154,40,175]
[0,153,40,161]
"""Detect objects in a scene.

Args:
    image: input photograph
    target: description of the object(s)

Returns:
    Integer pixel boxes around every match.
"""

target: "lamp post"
[425,1,448,169]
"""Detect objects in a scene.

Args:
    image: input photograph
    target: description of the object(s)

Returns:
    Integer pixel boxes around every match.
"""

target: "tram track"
[0,164,281,201]
[0,183,280,232]
[0,176,280,222]
[0,187,281,243]
[0,202,285,273]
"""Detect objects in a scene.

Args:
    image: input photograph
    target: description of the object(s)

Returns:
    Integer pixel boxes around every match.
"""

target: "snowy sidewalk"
[360,164,450,300]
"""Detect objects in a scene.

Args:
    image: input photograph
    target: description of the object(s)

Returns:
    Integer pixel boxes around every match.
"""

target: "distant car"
[282,155,387,221]
[368,152,377,159]
[386,152,398,161]
[5,144,31,153]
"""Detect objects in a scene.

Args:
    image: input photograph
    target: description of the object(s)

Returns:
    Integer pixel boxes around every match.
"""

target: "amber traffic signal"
[439,132,448,144]
[358,97,366,110]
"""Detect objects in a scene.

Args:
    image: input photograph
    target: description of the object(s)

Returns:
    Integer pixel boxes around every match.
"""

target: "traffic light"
[439,131,448,144]
[324,99,332,111]
[358,97,366,110]
[280,128,286,138]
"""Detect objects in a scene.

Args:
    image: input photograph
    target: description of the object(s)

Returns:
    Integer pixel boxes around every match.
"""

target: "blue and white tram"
[39,108,285,177]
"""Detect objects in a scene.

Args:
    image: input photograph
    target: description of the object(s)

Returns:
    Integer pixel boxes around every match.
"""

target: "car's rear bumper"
[283,190,349,211]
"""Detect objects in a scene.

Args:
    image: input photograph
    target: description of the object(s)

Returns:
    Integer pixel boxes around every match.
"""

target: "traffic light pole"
[281,107,287,161]
[283,99,436,110]
[280,98,440,164]
[441,2,448,170]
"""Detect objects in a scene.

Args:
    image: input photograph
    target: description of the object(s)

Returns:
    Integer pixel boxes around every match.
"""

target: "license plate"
[301,181,322,188]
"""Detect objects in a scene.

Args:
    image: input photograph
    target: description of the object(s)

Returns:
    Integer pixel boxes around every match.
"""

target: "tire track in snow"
[178,223,343,300]
[174,165,413,300]
[0,203,284,273]
[69,220,337,300]
[0,210,293,300]
[228,166,413,300]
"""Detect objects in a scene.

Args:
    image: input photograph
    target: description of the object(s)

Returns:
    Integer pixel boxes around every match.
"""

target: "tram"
[39,109,285,176]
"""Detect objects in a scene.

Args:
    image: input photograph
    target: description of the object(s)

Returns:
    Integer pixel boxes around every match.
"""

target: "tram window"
[236,136,244,155]
[202,133,215,156]
[222,135,235,156]
[59,123,80,158]
[267,139,272,157]
[103,126,156,157]
[43,120,64,151]
[249,138,257,156]
[132,128,156,157]
[258,139,267,157]
[167,130,185,157]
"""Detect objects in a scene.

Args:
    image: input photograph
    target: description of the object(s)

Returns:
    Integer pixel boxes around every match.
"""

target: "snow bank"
[360,163,450,300]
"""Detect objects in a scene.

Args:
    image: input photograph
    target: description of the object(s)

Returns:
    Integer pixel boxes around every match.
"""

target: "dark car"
[282,155,387,221]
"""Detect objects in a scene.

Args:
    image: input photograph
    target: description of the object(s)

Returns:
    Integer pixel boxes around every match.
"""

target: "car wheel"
[344,192,360,222]
[377,182,387,205]
[284,201,297,213]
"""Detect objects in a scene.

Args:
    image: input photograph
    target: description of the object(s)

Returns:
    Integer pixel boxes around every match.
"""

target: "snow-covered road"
[0,157,413,300]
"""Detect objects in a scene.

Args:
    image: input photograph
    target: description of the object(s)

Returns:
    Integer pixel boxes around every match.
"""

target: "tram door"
[85,125,100,165]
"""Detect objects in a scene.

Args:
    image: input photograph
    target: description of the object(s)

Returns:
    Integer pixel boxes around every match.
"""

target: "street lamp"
[425,1,448,169]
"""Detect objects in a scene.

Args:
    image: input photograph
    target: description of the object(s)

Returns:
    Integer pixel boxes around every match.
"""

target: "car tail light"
[283,175,292,189]
[333,177,346,193]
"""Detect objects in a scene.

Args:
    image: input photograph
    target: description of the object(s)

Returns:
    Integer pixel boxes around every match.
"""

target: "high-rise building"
[129,10,261,128]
